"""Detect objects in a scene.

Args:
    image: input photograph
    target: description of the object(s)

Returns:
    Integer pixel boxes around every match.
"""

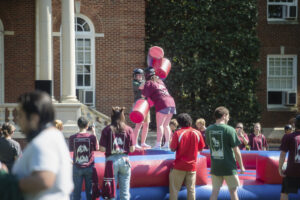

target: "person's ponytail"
[1,123,14,138]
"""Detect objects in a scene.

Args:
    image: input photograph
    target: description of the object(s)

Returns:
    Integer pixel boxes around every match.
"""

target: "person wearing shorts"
[278,114,300,200]
[142,67,176,149]
[205,106,245,200]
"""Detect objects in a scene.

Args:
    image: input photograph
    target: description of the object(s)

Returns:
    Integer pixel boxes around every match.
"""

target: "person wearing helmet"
[142,67,176,149]
[132,68,151,149]
[284,124,293,135]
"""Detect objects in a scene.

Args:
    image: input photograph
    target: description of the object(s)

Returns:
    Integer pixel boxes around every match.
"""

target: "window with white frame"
[267,55,297,107]
[75,16,95,107]
[267,0,298,21]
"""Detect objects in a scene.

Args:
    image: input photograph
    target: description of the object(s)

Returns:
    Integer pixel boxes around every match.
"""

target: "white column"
[38,0,52,80]
[61,0,78,103]
[35,0,39,80]
[0,20,4,104]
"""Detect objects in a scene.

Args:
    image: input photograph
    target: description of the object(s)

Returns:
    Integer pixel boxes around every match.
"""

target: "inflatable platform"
[76,150,300,200]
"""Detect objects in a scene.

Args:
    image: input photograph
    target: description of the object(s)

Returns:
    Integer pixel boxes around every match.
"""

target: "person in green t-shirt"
[205,106,245,200]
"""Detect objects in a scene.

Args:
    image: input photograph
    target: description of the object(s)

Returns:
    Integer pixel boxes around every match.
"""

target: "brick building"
[257,0,300,131]
[0,0,145,148]
[0,0,299,138]
[0,0,145,122]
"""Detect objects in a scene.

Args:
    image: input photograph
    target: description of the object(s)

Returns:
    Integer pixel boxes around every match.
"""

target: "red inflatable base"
[256,151,282,184]
[91,150,207,189]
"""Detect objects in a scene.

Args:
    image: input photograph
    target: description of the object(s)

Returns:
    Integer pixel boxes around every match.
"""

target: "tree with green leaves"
[146,0,261,130]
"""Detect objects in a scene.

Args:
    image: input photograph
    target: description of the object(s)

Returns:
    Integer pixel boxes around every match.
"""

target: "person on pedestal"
[132,68,151,149]
[142,67,176,149]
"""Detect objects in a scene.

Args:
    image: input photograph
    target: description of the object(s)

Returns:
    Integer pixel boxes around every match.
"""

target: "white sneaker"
[162,142,170,150]
[141,143,151,149]
[135,144,142,149]
[153,142,161,149]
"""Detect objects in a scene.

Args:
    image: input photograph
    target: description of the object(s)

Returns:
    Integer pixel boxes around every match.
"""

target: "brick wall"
[3,0,295,129]
[1,0,145,124]
[257,0,300,127]
[0,0,35,103]
[52,0,146,120]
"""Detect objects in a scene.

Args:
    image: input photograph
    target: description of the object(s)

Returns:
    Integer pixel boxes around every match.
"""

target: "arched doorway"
[0,19,4,104]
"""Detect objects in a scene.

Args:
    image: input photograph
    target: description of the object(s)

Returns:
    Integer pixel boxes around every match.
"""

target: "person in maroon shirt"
[142,67,176,149]
[69,116,99,200]
[248,122,268,151]
[279,115,300,200]
[169,113,205,200]
[235,122,249,150]
[99,107,135,200]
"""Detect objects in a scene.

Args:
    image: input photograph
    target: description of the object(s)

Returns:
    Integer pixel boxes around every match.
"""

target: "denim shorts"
[159,107,176,114]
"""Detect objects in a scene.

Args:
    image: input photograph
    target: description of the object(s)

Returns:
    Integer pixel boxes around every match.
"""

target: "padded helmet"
[133,68,144,75]
[284,124,292,131]
[144,67,155,80]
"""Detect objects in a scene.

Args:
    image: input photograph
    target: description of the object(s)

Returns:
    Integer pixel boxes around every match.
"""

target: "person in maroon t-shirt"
[279,115,300,200]
[169,113,205,200]
[99,107,135,200]
[142,67,176,149]
[69,116,99,200]
[248,122,268,151]
[235,122,249,150]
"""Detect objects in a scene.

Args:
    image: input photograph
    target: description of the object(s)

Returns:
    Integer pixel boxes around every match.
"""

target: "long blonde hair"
[254,122,261,134]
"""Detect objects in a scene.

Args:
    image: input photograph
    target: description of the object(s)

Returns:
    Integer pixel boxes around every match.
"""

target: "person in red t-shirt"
[169,113,205,200]
[69,117,99,200]
[248,122,268,151]
[279,115,300,200]
[142,67,176,149]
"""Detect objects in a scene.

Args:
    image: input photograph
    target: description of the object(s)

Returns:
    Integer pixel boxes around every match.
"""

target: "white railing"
[0,102,111,139]
[0,103,18,126]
